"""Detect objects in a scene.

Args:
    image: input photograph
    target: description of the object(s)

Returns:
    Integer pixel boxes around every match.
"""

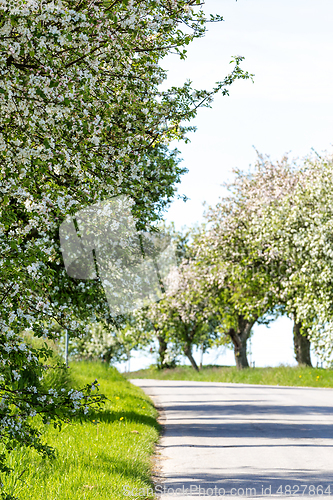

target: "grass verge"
[3,362,159,500]
[126,364,333,388]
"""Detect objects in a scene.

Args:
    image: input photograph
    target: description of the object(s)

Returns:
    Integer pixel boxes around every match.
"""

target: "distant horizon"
[114,316,323,373]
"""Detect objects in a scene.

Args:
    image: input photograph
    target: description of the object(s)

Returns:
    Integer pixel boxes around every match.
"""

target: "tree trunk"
[293,321,312,367]
[103,349,113,364]
[157,334,169,369]
[184,343,199,372]
[199,344,204,370]
[228,316,255,369]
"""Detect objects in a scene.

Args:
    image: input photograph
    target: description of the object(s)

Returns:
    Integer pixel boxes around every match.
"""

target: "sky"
[115,0,333,372]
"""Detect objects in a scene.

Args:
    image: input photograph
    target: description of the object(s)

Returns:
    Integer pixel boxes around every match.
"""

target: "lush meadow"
[127,365,333,389]
[2,362,159,500]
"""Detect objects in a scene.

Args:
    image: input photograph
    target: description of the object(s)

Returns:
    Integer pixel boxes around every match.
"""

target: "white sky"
[117,0,333,371]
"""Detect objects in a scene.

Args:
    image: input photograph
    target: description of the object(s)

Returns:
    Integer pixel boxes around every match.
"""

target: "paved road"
[130,379,333,499]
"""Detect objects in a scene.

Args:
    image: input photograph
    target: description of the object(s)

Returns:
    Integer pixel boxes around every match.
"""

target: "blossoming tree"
[245,153,333,365]
[192,157,290,368]
[0,0,252,488]
[201,152,333,367]
[144,257,219,371]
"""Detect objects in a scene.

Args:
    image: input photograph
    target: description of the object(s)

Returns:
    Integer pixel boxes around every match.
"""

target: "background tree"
[127,222,196,369]
[194,171,280,368]
[210,151,333,367]
[157,258,220,371]
[250,152,333,366]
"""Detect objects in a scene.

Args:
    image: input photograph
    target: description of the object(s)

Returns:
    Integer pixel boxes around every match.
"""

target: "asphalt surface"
[130,379,333,499]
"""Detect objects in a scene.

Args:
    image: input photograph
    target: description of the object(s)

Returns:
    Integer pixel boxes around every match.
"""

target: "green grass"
[3,362,160,500]
[127,364,333,388]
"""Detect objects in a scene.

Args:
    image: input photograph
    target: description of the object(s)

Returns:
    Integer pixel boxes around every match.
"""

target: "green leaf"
[82,121,89,134]
[36,88,47,100]
[63,97,70,106]
[43,139,50,148]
